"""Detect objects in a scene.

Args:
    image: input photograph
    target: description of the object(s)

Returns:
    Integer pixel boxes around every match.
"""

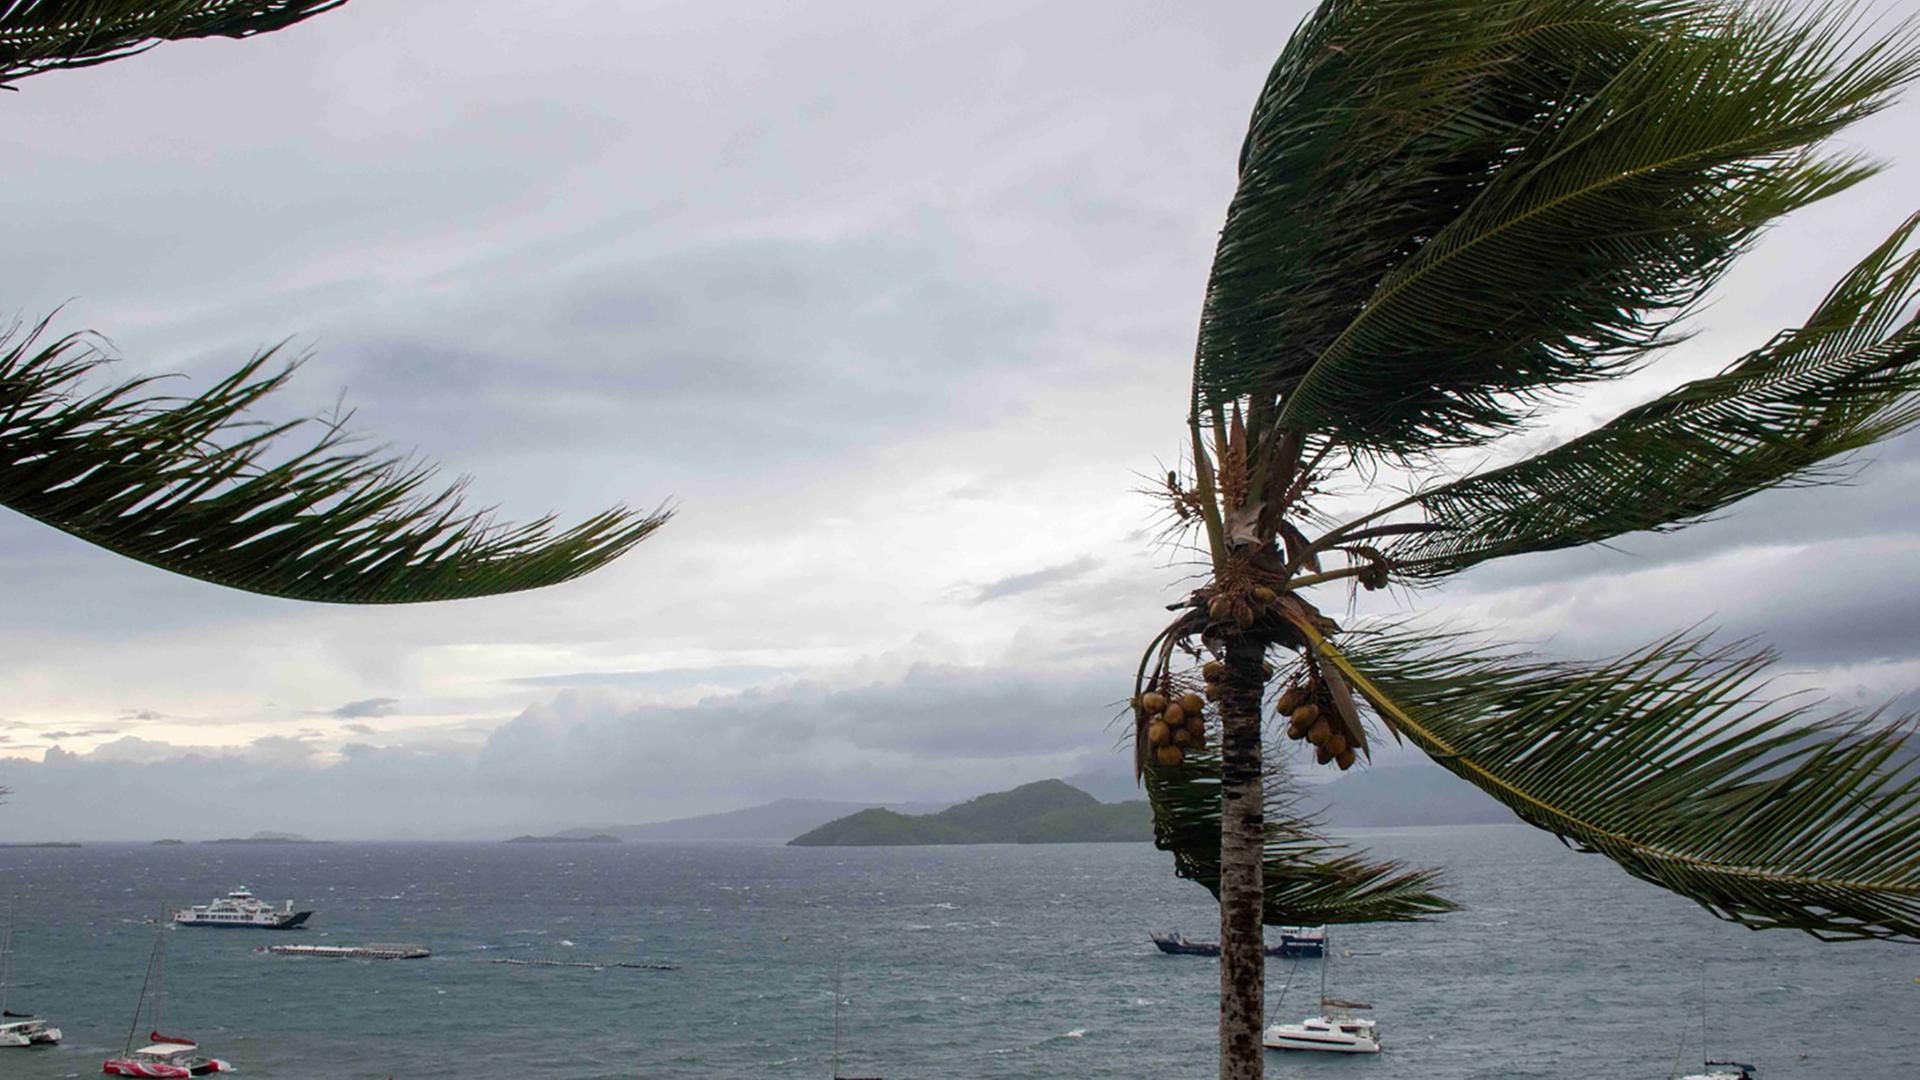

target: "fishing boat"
[1151,926,1327,958]
[1678,1063,1757,1080]
[102,920,232,1076]
[1263,930,1381,1054]
[172,885,311,930]
[1,897,62,1047]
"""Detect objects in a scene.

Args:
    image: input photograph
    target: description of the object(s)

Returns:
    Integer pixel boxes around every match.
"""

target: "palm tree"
[2,3,667,604]
[1129,1,1920,1076]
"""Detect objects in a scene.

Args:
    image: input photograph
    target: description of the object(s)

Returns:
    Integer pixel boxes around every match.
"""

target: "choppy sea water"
[0,826,1914,1079]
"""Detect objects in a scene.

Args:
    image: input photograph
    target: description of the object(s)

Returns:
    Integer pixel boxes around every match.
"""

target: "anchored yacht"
[1,898,61,1047]
[172,887,311,930]
[1263,929,1382,1054]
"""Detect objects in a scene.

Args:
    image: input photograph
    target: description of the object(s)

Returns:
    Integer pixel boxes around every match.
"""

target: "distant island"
[789,780,1150,846]
[504,833,622,844]
[152,838,185,845]
[204,831,328,845]
[547,798,950,843]
[0,841,81,848]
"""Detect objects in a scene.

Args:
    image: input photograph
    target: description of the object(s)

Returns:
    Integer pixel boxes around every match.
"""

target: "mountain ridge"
[788,780,1151,846]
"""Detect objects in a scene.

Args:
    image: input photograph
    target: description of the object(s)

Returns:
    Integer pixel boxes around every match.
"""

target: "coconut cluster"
[1278,680,1357,771]
[1204,584,1282,631]
[1139,689,1208,767]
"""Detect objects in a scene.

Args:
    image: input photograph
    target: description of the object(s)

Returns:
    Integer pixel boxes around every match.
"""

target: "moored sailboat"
[1263,929,1381,1054]
[0,897,61,1048]
[102,919,232,1076]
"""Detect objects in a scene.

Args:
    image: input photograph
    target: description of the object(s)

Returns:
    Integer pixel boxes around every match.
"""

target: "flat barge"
[259,943,430,960]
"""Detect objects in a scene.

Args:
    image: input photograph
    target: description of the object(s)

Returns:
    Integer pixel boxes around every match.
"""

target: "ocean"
[0,825,1913,1078]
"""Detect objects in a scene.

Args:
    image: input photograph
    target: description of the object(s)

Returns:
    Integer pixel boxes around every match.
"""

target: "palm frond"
[1384,213,1920,580]
[0,320,667,602]
[1310,623,1920,941]
[1144,747,1455,925]
[0,0,345,85]
[1197,0,1919,459]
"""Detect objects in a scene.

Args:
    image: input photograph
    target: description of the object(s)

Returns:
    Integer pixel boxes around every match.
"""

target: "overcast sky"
[3,0,1918,840]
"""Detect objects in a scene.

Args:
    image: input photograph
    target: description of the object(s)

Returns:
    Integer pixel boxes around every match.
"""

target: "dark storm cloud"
[1,0,1917,839]
[971,555,1100,603]
[297,227,1056,485]
[325,698,400,719]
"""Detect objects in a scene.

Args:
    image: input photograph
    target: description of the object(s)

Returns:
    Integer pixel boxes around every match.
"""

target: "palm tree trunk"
[1217,632,1267,1080]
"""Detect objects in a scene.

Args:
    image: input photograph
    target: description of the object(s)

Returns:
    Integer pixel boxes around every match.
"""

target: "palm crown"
[1133,0,1920,1070]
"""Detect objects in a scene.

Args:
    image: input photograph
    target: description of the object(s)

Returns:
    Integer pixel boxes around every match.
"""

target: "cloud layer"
[3,0,1919,837]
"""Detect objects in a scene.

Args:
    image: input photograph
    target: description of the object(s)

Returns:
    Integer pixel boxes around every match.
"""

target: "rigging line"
[124,919,162,1057]
[1264,952,1301,1028]
[1,895,13,1017]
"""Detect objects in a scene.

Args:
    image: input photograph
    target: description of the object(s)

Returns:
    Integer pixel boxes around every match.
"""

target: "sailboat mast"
[1700,962,1708,1065]
[1319,929,1330,1010]
[124,917,164,1056]
[832,950,845,1079]
[1,895,14,1017]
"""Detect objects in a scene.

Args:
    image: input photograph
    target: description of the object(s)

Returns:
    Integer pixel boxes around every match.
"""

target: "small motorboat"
[1275,925,1326,957]
[1151,931,1221,956]
[103,1035,233,1076]
[1678,1064,1757,1080]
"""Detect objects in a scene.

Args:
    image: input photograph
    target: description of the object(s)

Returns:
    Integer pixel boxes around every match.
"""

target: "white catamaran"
[1263,930,1381,1054]
[0,897,62,1048]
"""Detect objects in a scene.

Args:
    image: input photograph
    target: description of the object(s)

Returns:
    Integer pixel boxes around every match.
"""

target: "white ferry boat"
[171,887,312,930]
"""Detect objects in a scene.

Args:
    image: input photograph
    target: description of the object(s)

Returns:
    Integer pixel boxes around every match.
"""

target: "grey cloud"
[505,665,790,690]
[342,723,377,736]
[38,728,120,740]
[971,555,1100,603]
[325,697,400,719]
[0,662,1130,840]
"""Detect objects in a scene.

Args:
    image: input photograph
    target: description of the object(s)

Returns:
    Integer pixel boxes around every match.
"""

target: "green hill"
[787,780,1151,846]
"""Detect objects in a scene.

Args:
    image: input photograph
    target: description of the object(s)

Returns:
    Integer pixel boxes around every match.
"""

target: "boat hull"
[1,1022,61,1047]
[1263,1032,1381,1054]
[174,910,311,930]
[1152,932,1326,958]
[103,1058,231,1076]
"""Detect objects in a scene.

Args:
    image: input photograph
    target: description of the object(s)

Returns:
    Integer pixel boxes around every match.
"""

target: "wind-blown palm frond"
[1145,748,1455,925]
[1309,623,1920,941]
[0,0,345,85]
[1199,0,1918,459]
[0,321,668,602]
[1383,214,1920,579]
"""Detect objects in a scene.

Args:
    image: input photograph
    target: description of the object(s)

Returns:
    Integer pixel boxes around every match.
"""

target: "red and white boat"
[104,919,234,1076]
[103,1033,232,1077]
